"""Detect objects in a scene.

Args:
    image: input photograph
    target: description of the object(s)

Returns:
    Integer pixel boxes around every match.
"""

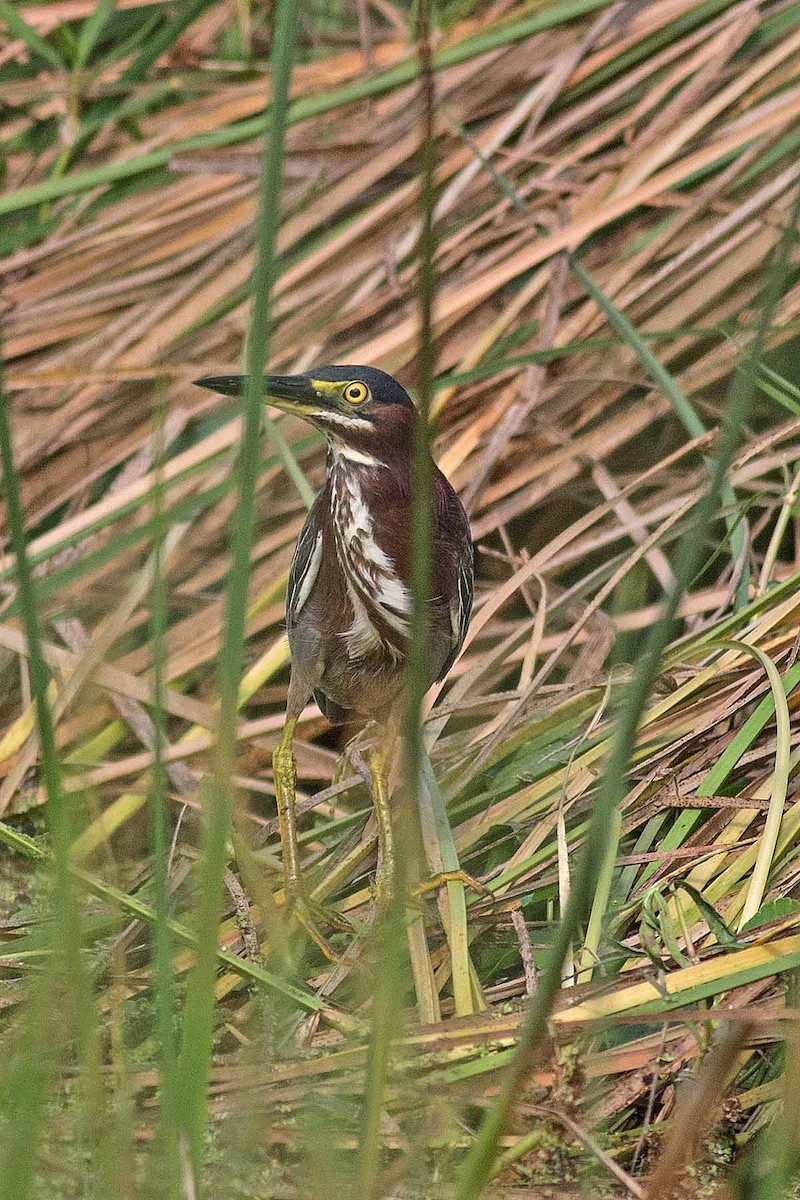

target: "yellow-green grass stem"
[697,659,800,799]
[757,460,800,596]
[419,750,481,1016]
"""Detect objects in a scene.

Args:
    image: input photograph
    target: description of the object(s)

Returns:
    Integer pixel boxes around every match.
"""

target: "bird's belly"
[314,604,452,719]
[288,554,452,721]
[318,640,406,718]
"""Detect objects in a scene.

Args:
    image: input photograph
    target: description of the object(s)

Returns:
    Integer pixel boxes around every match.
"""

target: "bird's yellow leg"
[363,734,490,911]
[273,716,301,887]
[273,716,352,959]
[366,739,395,911]
[412,871,493,901]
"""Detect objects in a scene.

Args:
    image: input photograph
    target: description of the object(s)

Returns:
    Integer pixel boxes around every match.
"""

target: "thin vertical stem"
[175,0,298,1181]
[149,394,181,1199]
[406,0,437,785]
[356,4,438,1196]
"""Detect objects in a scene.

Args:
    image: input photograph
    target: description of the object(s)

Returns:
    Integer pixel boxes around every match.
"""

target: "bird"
[195,365,474,955]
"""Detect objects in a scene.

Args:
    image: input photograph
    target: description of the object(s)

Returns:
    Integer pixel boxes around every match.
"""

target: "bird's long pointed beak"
[193,374,245,398]
[193,374,325,416]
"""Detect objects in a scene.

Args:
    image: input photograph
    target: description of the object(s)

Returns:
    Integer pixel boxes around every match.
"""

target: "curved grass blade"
[716,641,792,931]
[697,659,800,797]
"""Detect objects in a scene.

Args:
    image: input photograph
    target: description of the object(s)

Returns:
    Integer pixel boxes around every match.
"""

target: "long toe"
[286,888,354,961]
[412,870,494,901]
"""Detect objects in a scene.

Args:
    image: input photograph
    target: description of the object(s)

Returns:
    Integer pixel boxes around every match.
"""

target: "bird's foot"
[285,885,354,962]
[412,870,493,902]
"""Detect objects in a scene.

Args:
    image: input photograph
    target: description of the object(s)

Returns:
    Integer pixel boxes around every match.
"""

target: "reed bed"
[2,1,800,1196]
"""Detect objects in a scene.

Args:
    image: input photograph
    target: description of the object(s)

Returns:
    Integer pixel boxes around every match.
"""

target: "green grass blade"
[358,3,442,1192]
[174,0,299,1179]
[148,401,182,1199]
[0,2,63,69]
[419,750,476,1016]
[758,461,800,593]
[121,0,218,82]
[75,0,115,69]
[576,805,621,984]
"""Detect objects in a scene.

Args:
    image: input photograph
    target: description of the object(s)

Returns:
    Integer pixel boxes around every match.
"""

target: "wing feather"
[286,498,324,634]
[436,515,473,683]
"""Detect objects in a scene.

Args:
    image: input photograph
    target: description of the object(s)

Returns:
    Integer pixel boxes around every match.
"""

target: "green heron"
[195,365,473,953]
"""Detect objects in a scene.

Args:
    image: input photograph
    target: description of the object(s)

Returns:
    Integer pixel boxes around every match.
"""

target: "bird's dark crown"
[299,365,415,410]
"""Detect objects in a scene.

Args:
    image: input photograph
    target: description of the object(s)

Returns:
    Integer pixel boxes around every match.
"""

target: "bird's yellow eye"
[343,382,369,405]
